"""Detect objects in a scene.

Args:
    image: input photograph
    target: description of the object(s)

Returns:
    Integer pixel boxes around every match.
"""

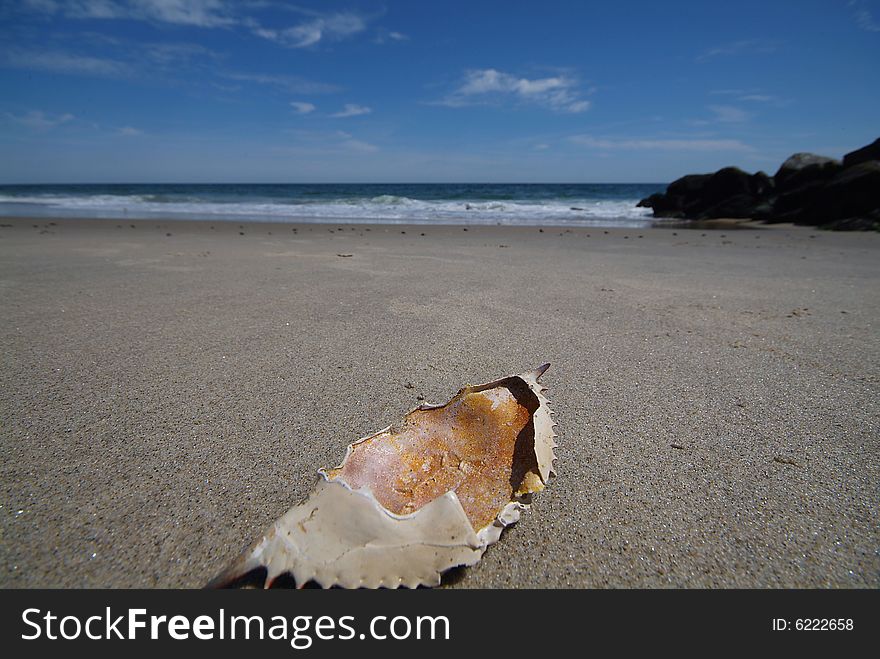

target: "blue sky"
[1,0,878,183]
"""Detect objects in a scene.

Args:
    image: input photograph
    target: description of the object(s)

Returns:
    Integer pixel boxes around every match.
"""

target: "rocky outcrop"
[776,161,880,229]
[638,137,880,230]
[773,153,842,192]
[842,137,880,168]
[636,167,772,220]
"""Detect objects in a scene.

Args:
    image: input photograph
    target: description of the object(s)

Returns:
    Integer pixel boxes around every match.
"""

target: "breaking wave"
[0,185,659,227]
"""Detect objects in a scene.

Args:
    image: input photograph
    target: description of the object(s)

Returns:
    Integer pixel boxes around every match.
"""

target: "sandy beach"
[0,216,877,588]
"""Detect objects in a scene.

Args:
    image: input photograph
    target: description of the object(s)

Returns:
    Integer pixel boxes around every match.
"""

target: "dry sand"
[0,216,877,588]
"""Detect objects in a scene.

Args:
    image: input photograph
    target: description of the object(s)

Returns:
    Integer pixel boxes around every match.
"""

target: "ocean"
[0,183,665,227]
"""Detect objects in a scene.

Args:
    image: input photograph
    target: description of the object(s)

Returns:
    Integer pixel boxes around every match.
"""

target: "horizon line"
[0,181,671,186]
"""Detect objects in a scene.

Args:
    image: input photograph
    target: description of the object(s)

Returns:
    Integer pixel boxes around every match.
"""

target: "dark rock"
[824,210,880,231]
[771,181,827,220]
[817,161,880,219]
[773,153,842,192]
[637,192,684,217]
[751,171,774,196]
[775,161,880,227]
[701,167,755,201]
[637,137,880,230]
[667,173,711,198]
[842,137,880,168]
[750,201,776,221]
[638,167,766,219]
[702,193,766,219]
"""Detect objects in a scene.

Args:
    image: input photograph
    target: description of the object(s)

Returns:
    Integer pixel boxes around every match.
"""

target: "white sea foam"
[0,193,654,227]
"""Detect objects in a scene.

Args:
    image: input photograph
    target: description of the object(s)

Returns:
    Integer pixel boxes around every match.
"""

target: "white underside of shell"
[245,478,484,589]
[211,364,556,589]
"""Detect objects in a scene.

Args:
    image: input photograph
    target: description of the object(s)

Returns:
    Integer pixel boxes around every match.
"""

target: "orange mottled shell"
[209,364,556,589]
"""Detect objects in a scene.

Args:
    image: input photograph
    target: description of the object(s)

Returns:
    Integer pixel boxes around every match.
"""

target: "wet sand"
[0,216,878,588]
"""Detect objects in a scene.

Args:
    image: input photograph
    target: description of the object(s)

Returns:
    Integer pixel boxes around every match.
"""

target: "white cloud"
[22,0,61,12]
[65,0,126,19]
[373,29,410,44]
[6,110,75,131]
[133,0,235,27]
[459,69,567,96]
[18,2,386,49]
[1,48,130,76]
[280,129,379,154]
[855,10,880,30]
[709,89,791,107]
[569,135,753,152]
[251,12,366,48]
[850,0,880,31]
[222,71,339,94]
[142,42,221,66]
[707,105,750,123]
[709,88,746,96]
[332,129,378,153]
[290,101,316,114]
[4,110,149,139]
[24,0,236,26]
[697,39,779,61]
[441,68,591,113]
[331,104,372,118]
[2,40,221,83]
[565,100,592,113]
[340,137,378,153]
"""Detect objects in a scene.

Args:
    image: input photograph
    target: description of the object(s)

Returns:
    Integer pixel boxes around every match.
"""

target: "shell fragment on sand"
[208,364,557,589]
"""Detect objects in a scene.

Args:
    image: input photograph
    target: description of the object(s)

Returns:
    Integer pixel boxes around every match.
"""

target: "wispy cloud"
[116,125,143,136]
[0,48,130,76]
[280,129,379,154]
[20,2,379,44]
[4,109,75,131]
[336,131,378,152]
[64,0,126,20]
[374,29,409,44]
[709,89,792,107]
[569,135,753,152]
[222,71,339,94]
[248,11,367,48]
[709,88,747,96]
[142,42,222,66]
[22,0,61,12]
[707,105,750,123]
[22,0,236,27]
[697,39,779,61]
[290,101,316,114]
[849,0,880,31]
[2,36,227,89]
[4,110,149,138]
[438,68,591,113]
[331,103,372,118]
[134,0,235,27]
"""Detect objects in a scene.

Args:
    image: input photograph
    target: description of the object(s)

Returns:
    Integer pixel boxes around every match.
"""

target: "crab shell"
[208,363,556,589]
